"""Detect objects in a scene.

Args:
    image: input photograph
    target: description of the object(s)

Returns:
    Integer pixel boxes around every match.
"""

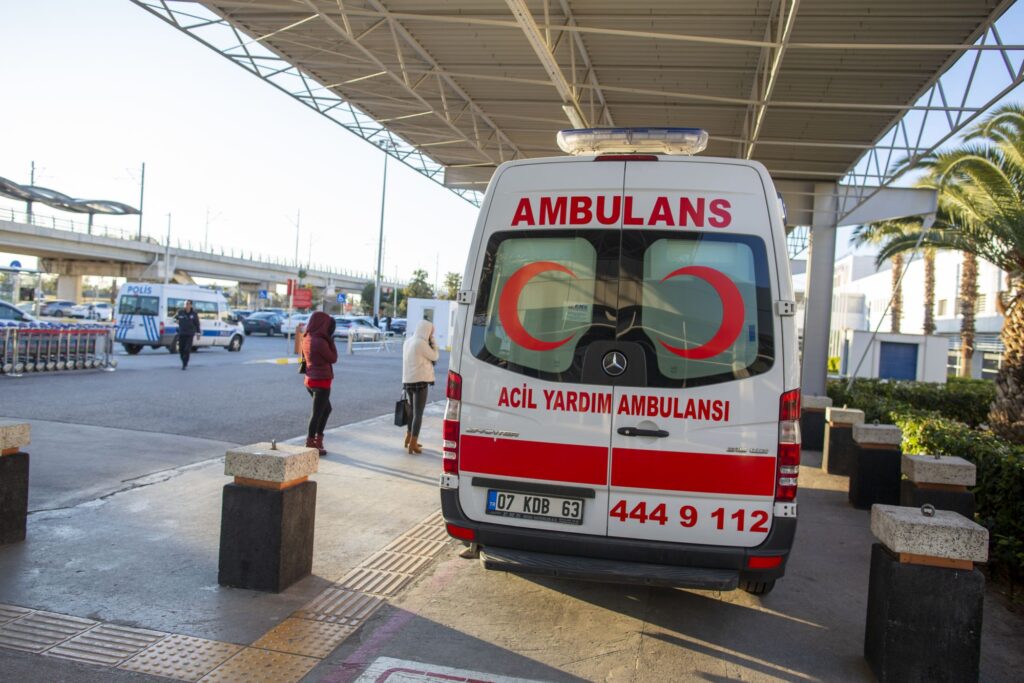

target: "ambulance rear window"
[471,231,616,379]
[118,295,159,316]
[620,231,774,386]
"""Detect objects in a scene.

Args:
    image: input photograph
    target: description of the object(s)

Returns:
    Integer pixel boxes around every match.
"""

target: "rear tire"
[123,344,142,355]
[740,580,776,595]
[168,338,178,353]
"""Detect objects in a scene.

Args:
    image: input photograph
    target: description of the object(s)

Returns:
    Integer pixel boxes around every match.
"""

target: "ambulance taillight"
[776,389,802,502]
[442,371,462,474]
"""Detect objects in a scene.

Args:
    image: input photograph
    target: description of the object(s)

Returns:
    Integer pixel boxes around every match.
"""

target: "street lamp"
[373,139,395,323]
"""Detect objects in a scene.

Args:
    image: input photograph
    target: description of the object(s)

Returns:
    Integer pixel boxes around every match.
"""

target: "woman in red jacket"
[301,311,337,456]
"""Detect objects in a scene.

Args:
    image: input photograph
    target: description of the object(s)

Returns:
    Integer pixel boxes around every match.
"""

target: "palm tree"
[852,221,909,334]
[923,249,936,335]
[871,104,1024,441]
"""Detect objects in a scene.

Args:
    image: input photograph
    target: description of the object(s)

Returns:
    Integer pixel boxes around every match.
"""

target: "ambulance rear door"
[605,159,785,548]
[455,158,624,538]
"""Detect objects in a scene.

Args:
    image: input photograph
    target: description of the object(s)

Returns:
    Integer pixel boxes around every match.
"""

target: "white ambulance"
[440,128,800,594]
[114,283,244,355]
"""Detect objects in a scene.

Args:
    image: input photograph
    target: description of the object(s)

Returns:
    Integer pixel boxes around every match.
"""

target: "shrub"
[895,412,1024,591]
[827,378,994,427]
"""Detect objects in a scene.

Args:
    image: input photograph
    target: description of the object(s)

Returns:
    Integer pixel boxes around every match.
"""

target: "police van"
[114,283,244,355]
[440,128,799,594]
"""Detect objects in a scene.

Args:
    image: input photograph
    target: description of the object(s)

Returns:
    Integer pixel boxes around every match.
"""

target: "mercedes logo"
[602,351,627,377]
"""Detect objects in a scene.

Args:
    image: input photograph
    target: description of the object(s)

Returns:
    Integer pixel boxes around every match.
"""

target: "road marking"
[244,357,301,365]
[353,656,549,683]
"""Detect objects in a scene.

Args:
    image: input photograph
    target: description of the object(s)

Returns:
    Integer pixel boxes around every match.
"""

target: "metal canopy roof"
[149,1,1017,196]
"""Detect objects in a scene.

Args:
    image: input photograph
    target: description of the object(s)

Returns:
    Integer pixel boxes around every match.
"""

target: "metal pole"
[163,214,172,285]
[373,146,389,321]
[26,161,35,223]
[137,162,146,240]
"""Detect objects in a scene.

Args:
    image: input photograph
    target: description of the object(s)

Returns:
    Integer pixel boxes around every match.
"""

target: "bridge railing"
[1,206,384,281]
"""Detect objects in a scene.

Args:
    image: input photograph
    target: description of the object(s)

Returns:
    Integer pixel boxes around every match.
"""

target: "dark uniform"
[174,306,201,369]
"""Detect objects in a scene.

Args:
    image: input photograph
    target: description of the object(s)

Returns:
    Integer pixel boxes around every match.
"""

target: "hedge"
[826,378,1022,591]
[896,412,1024,590]
[827,377,994,427]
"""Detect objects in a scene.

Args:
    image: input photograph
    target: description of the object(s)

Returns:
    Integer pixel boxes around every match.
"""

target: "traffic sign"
[337,293,346,303]
[9,260,21,269]
[293,288,313,308]
[258,289,268,299]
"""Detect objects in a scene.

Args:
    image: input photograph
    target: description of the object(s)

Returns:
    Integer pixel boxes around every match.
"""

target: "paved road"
[0,335,449,444]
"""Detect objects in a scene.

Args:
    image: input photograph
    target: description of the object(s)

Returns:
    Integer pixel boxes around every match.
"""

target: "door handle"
[617,426,670,438]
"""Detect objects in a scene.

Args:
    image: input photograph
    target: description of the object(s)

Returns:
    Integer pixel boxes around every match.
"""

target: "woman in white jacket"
[402,319,440,454]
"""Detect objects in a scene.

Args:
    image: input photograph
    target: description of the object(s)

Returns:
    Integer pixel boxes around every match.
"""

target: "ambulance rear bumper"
[441,489,796,586]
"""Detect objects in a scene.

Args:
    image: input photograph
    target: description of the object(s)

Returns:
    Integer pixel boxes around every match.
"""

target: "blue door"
[879,342,918,380]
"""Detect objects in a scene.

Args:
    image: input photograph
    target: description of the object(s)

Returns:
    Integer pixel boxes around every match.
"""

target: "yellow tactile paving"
[421,509,444,526]
[362,550,434,575]
[384,536,448,557]
[199,647,319,683]
[293,587,384,626]
[251,618,354,659]
[119,633,243,681]
[406,523,451,543]
[0,610,98,654]
[337,568,412,597]
[45,623,167,667]
[0,604,33,625]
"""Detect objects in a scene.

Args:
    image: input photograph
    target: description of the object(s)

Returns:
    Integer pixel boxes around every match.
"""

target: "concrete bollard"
[800,395,832,452]
[849,424,902,509]
[901,454,976,519]
[0,421,31,545]
[822,407,864,476]
[865,504,988,682]
[218,441,319,593]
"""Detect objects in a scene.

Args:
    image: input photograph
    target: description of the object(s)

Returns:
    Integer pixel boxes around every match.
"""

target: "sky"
[0,0,480,287]
[1,1,1022,287]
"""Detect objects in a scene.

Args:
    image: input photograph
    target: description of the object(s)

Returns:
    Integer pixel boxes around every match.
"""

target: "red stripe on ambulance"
[611,449,775,496]
[460,435,607,485]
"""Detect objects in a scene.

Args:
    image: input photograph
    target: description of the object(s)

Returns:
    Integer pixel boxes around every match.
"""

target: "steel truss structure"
[130,0,485,206]
[128,1,1024,256]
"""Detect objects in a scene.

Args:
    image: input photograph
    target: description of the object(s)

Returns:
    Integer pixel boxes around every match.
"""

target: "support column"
[56,275,83,303]
[801,183,838,397]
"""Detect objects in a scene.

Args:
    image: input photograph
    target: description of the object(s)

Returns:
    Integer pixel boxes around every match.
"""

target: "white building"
[807,249,1006,380]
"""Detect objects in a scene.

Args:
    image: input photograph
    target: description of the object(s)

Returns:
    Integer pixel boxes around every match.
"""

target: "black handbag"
[298,355,307,374]
[394,390,410,427]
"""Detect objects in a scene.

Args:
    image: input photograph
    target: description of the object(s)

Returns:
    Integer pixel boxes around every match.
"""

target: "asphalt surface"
[0,335,449,444]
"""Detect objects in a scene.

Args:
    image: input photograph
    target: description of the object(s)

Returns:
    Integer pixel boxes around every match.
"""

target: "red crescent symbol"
[658,266,744,360]
[498,261,577,351]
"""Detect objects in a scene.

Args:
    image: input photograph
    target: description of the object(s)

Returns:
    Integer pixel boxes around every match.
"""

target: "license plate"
[486,489,584,525]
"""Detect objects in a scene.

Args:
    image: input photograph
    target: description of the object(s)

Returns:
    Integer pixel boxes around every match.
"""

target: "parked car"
[69,302,113,321]
[0,300,37,322]
[243,312,284,336]
[40,299,75,317]
[389,318,407,335]
[332,317,382,341]
[229,309,253,323]
[282,313,311,335]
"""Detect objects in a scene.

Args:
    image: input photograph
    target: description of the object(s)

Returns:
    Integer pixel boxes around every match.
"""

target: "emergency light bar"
[557,128,709,156]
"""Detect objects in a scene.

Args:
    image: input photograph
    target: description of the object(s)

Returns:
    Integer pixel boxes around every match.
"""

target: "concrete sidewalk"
[0,414,1021,682]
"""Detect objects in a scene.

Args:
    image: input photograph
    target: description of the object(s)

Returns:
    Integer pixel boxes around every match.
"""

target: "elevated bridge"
[0,208,378,301]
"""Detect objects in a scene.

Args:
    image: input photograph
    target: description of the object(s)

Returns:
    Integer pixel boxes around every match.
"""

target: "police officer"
[174,300,201,370]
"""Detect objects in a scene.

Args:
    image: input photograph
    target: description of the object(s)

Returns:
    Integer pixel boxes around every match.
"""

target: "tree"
[360,281,375,314]
[923,249,936,335]
[869,104,1024,441]
[442,272,462,300]
[405,269,434,299]
[852,220,910,334]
